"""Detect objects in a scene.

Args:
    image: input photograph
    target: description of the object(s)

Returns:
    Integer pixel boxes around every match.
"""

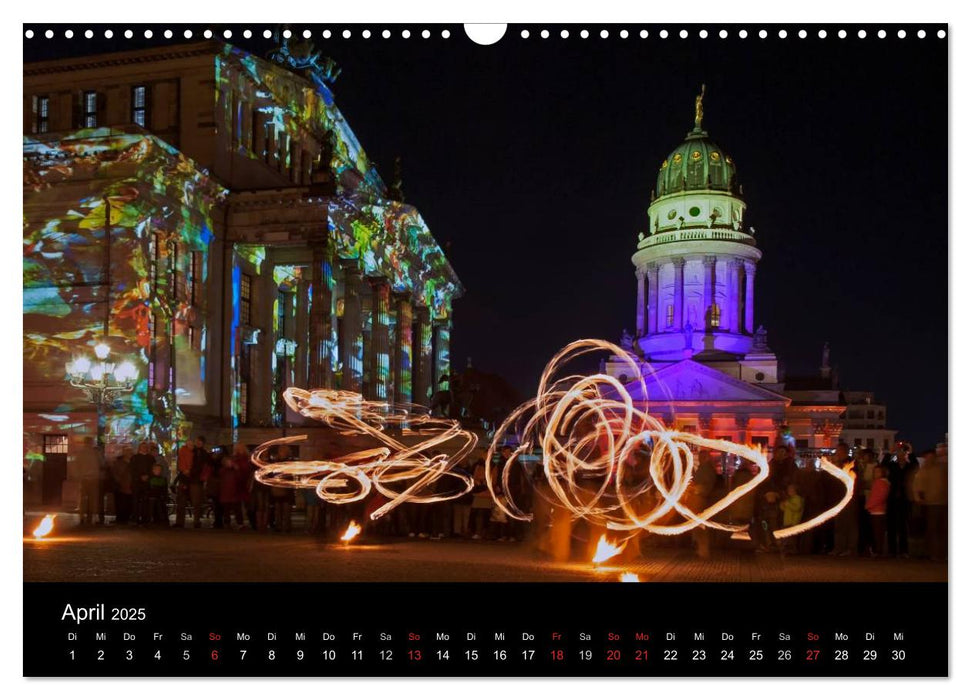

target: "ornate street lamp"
[65,341,138,450]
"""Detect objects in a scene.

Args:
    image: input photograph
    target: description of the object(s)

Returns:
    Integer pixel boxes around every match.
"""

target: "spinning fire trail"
[485,339,854,541]
[251,388,478,520]
[254,340,853,538]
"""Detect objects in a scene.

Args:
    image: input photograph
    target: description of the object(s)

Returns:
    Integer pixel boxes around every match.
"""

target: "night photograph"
[19,19,950,680]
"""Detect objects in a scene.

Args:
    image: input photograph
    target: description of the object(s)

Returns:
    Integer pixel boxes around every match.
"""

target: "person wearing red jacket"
[866,465,891,557]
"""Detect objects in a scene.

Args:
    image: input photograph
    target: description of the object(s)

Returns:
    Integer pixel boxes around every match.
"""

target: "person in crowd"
[269,444,295,533]
[451,460,475,538]
[855,448,879,555]
[687,450,718,558]
[866,464,891,557]
[726,461,757,540]
[779,483,805,553]
[470,458,493,540]
[497,445,530,542]
[218,452,245,528]
[231,443,258,531]
[832,442,860,557]
[768,444,798,490]
[110,446,134,525]
[147,462,169,526]
[129,442,155,525]
[175,436,212,528]
[75,436,103,527]
[883,442,917,557]
[206,446,225,529]
[755,459,785,553]
[97,443,113,525]
[792,457,823,554]
[913,446,948,562]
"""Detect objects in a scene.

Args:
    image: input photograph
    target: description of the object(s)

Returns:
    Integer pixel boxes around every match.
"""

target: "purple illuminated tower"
[633,88,760,362]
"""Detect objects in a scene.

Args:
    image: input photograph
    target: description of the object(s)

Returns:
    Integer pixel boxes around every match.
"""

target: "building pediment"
[625,359,790,405]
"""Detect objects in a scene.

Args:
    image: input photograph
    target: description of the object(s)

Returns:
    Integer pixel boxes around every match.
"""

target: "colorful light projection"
[215,43,461,319]
[329,201,460,320]
[251,387,477,519]
[216,45,385,196]
[486,339,854,540]
[24,129,224,455]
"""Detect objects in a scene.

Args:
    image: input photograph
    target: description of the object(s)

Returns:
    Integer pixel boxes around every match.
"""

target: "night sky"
[24,24,948,450]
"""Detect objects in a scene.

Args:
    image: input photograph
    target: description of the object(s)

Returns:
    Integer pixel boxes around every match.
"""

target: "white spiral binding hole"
[24,26,948,42]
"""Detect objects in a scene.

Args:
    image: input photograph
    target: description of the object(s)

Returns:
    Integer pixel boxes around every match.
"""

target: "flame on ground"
[620,572,640,582]
[592,535,626,564]
[33,514,56,539]
[340,520,362,542]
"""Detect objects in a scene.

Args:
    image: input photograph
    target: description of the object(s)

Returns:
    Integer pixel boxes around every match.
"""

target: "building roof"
[655,126,739,199]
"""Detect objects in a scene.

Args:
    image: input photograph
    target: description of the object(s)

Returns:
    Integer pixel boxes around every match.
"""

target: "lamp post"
[65,342,137,451]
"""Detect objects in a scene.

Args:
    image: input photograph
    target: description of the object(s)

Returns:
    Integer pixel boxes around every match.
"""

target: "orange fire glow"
[340,520,362,542]
[619,572,640,582]
[592,535,626,564]
[32,514,56,539]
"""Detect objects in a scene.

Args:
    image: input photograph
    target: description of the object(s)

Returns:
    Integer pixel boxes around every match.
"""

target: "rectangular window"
[866,438,875,449]
[83,91,98,128]
[751,436,769,447]
[190,251,203,306]
[795,439,809,450]
[241,273,253,326]
[33,95,50,134]
[188,325,196,350]
[131,85,148,127]
[43,435,69,454]
[709,303,721,328]
[666,304,675,328]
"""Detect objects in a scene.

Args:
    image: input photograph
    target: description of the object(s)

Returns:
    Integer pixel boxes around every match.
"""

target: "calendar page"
[22,19,948,679]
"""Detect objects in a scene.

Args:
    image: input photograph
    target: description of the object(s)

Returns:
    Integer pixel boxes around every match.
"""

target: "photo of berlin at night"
[23,25,947,592]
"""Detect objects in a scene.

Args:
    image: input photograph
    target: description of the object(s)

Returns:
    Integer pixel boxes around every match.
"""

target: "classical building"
[23,39,462,504]
[605,90,847,455]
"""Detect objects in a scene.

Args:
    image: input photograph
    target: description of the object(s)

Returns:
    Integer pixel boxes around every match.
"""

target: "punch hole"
[464,24,507,46]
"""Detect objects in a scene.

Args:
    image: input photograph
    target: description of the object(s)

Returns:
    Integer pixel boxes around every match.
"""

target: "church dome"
[655,126,739,199]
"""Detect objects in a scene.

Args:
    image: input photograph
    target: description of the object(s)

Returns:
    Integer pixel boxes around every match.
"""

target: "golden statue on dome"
[695,83,706,129]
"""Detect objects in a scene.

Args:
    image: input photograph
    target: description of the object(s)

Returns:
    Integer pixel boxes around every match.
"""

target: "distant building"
[23,39,462,504]
[840,391,897,454]
[605,90,857,456]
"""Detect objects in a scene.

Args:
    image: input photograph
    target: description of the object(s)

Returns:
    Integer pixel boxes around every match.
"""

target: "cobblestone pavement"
[24,514,946,583]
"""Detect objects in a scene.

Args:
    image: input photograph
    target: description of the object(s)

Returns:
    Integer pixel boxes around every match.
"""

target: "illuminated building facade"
[606,92,846,454]
[23,40,462,503]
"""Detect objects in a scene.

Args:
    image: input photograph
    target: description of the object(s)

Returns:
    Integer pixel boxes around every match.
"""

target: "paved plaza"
[24,512,946,584]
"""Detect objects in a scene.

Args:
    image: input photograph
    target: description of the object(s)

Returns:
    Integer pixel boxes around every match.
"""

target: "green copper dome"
[655,126,739,199]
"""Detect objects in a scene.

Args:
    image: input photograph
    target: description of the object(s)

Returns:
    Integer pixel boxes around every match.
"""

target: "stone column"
[412,305,433,406]
[647,263,659,334]
[703,255,716,329]
[308,247,334,389]
[393,293,413,404]
[339,262,363,393]
[294,277,310,391]
[744,260,756,335]
[635,269,646,337]
[672,257,685,330]
[368,278,391,400]
[727,258,741,334]
[433,318,452,393]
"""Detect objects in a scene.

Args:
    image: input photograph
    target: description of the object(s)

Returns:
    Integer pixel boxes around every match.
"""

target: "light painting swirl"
[252,388,477,520]
[486,339,853,540]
